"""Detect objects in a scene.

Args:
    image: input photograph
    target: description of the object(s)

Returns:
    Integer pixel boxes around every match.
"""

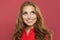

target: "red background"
[0,0,60,40]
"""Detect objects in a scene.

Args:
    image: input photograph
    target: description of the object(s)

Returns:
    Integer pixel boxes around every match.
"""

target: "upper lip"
[27,20,32,21]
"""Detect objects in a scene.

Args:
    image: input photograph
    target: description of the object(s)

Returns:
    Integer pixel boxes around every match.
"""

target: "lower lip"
[27,20,32,23]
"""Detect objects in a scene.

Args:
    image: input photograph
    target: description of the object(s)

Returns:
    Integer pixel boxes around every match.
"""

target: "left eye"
[32,11,35,13]
[31,11,35,14]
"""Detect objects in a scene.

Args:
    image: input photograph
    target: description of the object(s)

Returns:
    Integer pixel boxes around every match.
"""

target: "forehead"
[23,5,35,12]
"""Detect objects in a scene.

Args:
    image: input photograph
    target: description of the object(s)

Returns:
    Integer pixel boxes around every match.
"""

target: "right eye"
[23,12,27,15]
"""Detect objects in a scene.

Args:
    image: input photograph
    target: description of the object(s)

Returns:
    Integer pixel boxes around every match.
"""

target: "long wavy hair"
[14,1,52,40]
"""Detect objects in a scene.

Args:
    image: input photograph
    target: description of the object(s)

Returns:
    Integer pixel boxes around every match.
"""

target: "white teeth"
[27,20,32,22]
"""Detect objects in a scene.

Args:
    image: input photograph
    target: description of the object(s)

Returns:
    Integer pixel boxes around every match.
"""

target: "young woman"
[14,1,52,40]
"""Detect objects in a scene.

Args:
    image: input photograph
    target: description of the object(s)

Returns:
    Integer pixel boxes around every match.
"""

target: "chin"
[26,23,34,26]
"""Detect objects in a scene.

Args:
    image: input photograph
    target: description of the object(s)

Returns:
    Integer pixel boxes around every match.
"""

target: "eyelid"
[31,11,35,13]
[23,12,27,14]
[23,11,35,15]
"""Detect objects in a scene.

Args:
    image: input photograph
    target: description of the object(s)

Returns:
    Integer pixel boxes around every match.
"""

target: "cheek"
[31,14,37,19]
[33,15,37,22]
[22,15,27,21]
[22,14,27,18]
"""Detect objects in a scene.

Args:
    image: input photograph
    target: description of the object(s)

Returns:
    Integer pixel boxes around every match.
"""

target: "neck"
[25,26,34,35]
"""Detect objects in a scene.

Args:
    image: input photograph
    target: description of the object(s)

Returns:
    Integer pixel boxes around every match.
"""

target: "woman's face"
[22,5,37,26]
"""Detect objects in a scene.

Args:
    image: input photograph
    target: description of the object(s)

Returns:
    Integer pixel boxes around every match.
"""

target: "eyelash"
[31,11,35,14]
[32,11,35,13]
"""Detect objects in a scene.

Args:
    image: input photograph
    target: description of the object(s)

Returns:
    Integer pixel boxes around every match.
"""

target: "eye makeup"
[23,12,27,14]
[22,11,35,15]
[31,11,35,13]
[31,11,35,14]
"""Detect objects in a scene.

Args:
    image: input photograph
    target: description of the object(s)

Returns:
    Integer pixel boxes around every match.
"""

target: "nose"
[27,14,31,19]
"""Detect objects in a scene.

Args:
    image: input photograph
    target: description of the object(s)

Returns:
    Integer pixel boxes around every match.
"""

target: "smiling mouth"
[27,20,33,23]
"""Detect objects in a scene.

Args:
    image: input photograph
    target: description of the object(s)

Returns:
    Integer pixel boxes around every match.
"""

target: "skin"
[22,5,37,35]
